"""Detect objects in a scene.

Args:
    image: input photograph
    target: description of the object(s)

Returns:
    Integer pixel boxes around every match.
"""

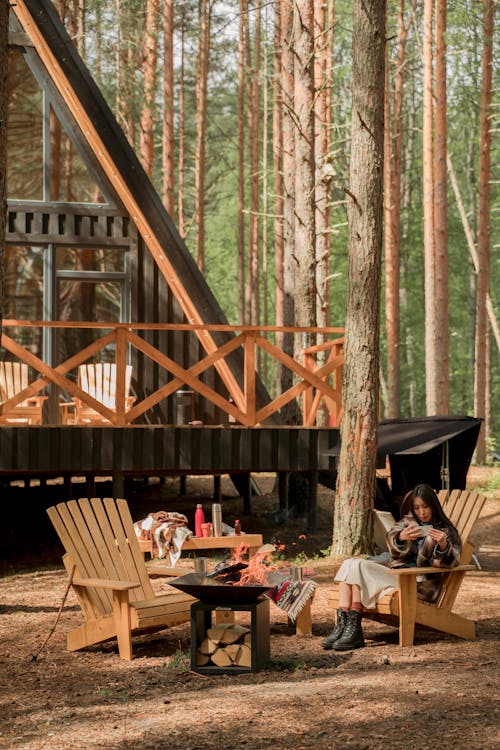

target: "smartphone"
[417,524,433,536]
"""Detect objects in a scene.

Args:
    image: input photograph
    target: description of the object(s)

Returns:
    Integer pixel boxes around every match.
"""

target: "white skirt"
[334,558,396,609]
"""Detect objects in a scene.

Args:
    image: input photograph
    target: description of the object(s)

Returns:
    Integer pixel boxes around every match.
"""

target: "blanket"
[133,511,192,566]
[265,570,317,622]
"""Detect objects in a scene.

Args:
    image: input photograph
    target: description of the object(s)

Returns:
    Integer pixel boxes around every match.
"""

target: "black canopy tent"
[377,415,482,497]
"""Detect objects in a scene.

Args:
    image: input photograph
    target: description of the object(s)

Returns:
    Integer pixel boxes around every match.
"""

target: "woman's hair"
[400,483,455,527]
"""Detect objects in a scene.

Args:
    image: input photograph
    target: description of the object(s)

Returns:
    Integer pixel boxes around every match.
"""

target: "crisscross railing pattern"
[0,320,344,427]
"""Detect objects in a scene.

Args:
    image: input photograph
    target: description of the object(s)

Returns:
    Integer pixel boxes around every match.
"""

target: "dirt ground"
[0,467,499,750]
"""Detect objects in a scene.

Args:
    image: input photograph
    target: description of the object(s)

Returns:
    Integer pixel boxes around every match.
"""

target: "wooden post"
[113,471,124,498]
[306,470,318,533]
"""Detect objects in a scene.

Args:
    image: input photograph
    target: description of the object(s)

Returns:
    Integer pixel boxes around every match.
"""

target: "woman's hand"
[398,524,422,542]
[429,527,448,550]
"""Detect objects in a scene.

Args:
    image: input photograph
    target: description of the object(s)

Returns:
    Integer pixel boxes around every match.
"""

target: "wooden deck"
[0,425,340,530]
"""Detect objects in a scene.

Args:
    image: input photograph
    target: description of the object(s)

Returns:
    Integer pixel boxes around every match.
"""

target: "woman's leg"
[338,581,353,610]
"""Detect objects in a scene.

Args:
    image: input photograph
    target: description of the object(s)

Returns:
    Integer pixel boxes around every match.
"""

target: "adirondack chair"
[0,361,47,424]
[60,363,135,424]
[47,497,194,659]
[328,489,486,646]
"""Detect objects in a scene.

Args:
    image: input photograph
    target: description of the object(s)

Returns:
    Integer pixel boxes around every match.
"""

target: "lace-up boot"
[321,608,347,650]
[332,609,365,651]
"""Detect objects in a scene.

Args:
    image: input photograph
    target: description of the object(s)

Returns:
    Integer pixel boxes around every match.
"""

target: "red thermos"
[194,504,205,537]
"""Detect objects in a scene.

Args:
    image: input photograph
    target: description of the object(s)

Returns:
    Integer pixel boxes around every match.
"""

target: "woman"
[322,484,462,651]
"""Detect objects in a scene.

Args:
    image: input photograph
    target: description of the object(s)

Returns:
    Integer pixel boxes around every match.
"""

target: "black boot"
[332,610,365,651]
[322,608,348,650]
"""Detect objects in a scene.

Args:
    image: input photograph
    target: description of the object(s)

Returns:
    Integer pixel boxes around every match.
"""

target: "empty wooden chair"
[47,497,194,659]
[60,363,135,424]
[0,361,47,424]
[328,489,486,646]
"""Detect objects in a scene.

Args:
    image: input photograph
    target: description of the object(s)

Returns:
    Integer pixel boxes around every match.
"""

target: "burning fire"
[215,544,279,586]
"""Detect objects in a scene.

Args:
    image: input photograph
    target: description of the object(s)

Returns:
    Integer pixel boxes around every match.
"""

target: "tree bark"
[280,0,298,420]
[245,1,261,326]
[177,6,186,238]
[314,0,332,331]
[423,0,437,414]
[162,0,175,217]
[273,0,284,343]
[433,0,449,414]
[238,0,247,325]
[195,0,211,272]
[384,0,408,419]
[293,0,316,334]
[474,0,493,462]
[332,0,385,556]
[139,0,159,176]
[0,0,8,353]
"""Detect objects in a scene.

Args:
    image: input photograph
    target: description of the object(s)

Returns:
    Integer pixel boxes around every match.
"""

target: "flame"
[218,544,279,586]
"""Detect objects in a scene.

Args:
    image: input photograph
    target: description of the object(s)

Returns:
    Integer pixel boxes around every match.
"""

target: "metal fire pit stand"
[190,597,270,674]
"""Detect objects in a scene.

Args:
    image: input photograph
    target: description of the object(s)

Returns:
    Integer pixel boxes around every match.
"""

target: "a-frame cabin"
[1,0,343,523]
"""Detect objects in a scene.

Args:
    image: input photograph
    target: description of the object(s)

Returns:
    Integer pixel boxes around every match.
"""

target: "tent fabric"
[377,416,482,497]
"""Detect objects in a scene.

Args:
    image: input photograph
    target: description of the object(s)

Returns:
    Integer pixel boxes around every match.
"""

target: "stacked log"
[196,623,252,668]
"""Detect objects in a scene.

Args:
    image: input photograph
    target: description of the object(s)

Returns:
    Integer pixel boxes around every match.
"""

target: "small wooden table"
[139,533,264,565]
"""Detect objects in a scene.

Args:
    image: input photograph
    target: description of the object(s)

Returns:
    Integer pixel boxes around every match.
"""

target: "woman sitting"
[322,483,462,651]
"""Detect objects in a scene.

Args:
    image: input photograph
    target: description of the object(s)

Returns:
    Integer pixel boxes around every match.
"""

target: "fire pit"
[168,571,273,605]
[170,566,272,674]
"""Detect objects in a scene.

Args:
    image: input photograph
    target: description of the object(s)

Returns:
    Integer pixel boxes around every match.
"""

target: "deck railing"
[0,320,344,427]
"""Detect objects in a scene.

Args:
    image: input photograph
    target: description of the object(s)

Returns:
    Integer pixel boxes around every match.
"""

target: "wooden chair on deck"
[328,489,487,646]
[0,361,47,424]
[47,497,194,660]
[60,363,135,424]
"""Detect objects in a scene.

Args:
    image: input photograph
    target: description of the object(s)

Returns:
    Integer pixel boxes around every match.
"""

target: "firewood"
[199,637,218,655]
[196,651,210,666]
[225,644,241,662]
[207,624,227,644]
[234,643,252,668]
[220,624,250,644]
[243,632,252,647]
[211,647,233,667]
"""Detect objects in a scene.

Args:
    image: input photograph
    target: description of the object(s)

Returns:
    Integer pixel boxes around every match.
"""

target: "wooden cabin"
[2,0,344,524]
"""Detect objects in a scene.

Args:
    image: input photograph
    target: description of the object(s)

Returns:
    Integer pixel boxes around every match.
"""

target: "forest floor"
[0,467,499,750]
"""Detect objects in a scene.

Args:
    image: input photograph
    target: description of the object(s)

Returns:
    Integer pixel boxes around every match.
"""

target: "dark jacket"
[386,514,461,603]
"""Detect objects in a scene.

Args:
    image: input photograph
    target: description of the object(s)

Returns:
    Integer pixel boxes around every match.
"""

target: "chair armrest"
[146,563,190,578]
[386,564,475,577]
[72,577,140,590]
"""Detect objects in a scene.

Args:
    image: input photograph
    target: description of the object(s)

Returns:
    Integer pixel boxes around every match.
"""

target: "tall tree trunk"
[178,6,186,238]
[162,0,175,217]
[423,0,437,413]
[333,0,385,556]
[293,0,316,335]
[383,32,397,417]
[246,1,261,325]
[195,0,210,272]
[280,0,298,419]
[262,5,269,334]
[238,0,247,324]
[314,0,332,332]
[0,0,8,354]
[474,0,493,462]
[384,0,407,419]
[140,0,159,176]
[433,0,449,414]
[273,0,284,344]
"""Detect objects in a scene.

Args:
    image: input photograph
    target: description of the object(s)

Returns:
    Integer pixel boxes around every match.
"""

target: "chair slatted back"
[47,498,155,617]
[0,362,29,401]
[438,489,486,562]
[78,364,132,407]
